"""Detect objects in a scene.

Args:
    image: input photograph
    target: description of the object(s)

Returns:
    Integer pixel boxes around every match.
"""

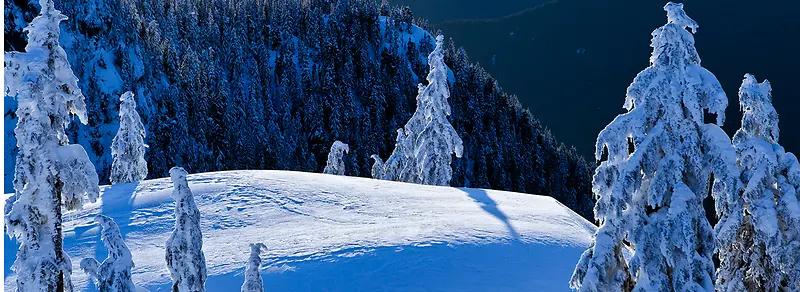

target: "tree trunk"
[55,180,65,292]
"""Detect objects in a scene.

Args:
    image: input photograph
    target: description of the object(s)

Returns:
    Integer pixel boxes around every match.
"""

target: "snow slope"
[4,170,595,291]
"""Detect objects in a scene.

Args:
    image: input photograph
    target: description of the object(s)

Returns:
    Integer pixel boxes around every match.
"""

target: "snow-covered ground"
[4,170,595,291]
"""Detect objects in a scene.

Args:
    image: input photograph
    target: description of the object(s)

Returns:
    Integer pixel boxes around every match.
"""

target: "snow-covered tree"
[4,0,100,290]
[241,243,266,292]
[79,215,135,292]
[370,155,386,180]
[372,36,462,186]
[110,91,148,184]
[714,74,800,292]
[413,35,464,186]
[571,3,730,291]
[775,148,800,291]
[323,141,350,175]
[166,167,207,292]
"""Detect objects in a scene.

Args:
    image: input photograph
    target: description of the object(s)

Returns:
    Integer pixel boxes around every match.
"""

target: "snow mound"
[5,170,595,291]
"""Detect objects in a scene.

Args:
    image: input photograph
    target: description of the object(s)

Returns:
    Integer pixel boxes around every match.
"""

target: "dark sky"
[394,0,800,160]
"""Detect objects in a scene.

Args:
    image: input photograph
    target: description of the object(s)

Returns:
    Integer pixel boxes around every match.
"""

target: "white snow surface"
[4,170,595,291]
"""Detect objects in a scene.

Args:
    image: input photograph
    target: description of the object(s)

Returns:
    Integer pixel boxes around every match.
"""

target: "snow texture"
[373,35,463,186]
[4,0,100,290]
[715,74,800,291]
[4,170,596,291]
[79,215,136,292]
[322,141,349,176]
[165,167,207,292]
[240,243,266,292]
[572,3,727,291]
[110,91,148,184]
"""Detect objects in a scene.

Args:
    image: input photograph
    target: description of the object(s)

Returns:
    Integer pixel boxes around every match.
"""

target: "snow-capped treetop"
[170,166,190,196]
[714,74,800,291]
[599,1,727,162]
[422,35,454,119]
[323,141,350,176]
[734,74,779,145]
[111,91,148,184]
[241,243,266,292]
[80,215,136,292]
[5,0,88,128]
[664,2,698,33]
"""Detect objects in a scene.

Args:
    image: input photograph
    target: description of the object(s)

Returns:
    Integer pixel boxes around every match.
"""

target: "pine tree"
[79,215,136,292]
[4,0,100,290]
[323,141,350,175]
[110,91,148,184]
[165,167,207,292]
[414,35,464,186]
[240,243,266,292]
[571,3,729,291]
[372,36,464,186]
[715,74,800,291]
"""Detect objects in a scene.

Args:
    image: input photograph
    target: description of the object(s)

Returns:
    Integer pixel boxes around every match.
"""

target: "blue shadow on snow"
[461,188,520,241]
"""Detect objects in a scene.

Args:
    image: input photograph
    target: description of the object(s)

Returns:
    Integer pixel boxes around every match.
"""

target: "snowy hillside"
[4,0,597,223]
[4,170,595,291]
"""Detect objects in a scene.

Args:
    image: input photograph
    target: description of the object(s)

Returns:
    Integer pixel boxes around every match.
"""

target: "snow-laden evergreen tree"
[413,35,464,186]
[240,243,266,292]
[4,0,100,290]
[166,167,207,292]
[323,141,350,175]
[571,3,731,291]
[714,74,800,292]
[372,36,463,186]
[775,147,800,291]
[110,91,148,184]
[370,155,386,180]
[79,215,135,292]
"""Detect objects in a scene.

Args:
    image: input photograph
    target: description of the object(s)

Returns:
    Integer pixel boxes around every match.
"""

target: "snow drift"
[5,170,595,291]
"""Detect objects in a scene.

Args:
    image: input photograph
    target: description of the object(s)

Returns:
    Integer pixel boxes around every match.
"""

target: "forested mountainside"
[4,0,595,219]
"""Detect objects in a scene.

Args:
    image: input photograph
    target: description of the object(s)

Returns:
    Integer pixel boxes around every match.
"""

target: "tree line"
[4,0,596,220]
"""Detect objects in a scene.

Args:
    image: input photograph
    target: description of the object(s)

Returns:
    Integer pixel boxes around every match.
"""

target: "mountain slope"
[4,0,595,220]
[4,170,595,291]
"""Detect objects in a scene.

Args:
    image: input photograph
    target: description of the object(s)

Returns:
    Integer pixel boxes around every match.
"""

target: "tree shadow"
[461,188,520,241]
[94,182,140,260]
